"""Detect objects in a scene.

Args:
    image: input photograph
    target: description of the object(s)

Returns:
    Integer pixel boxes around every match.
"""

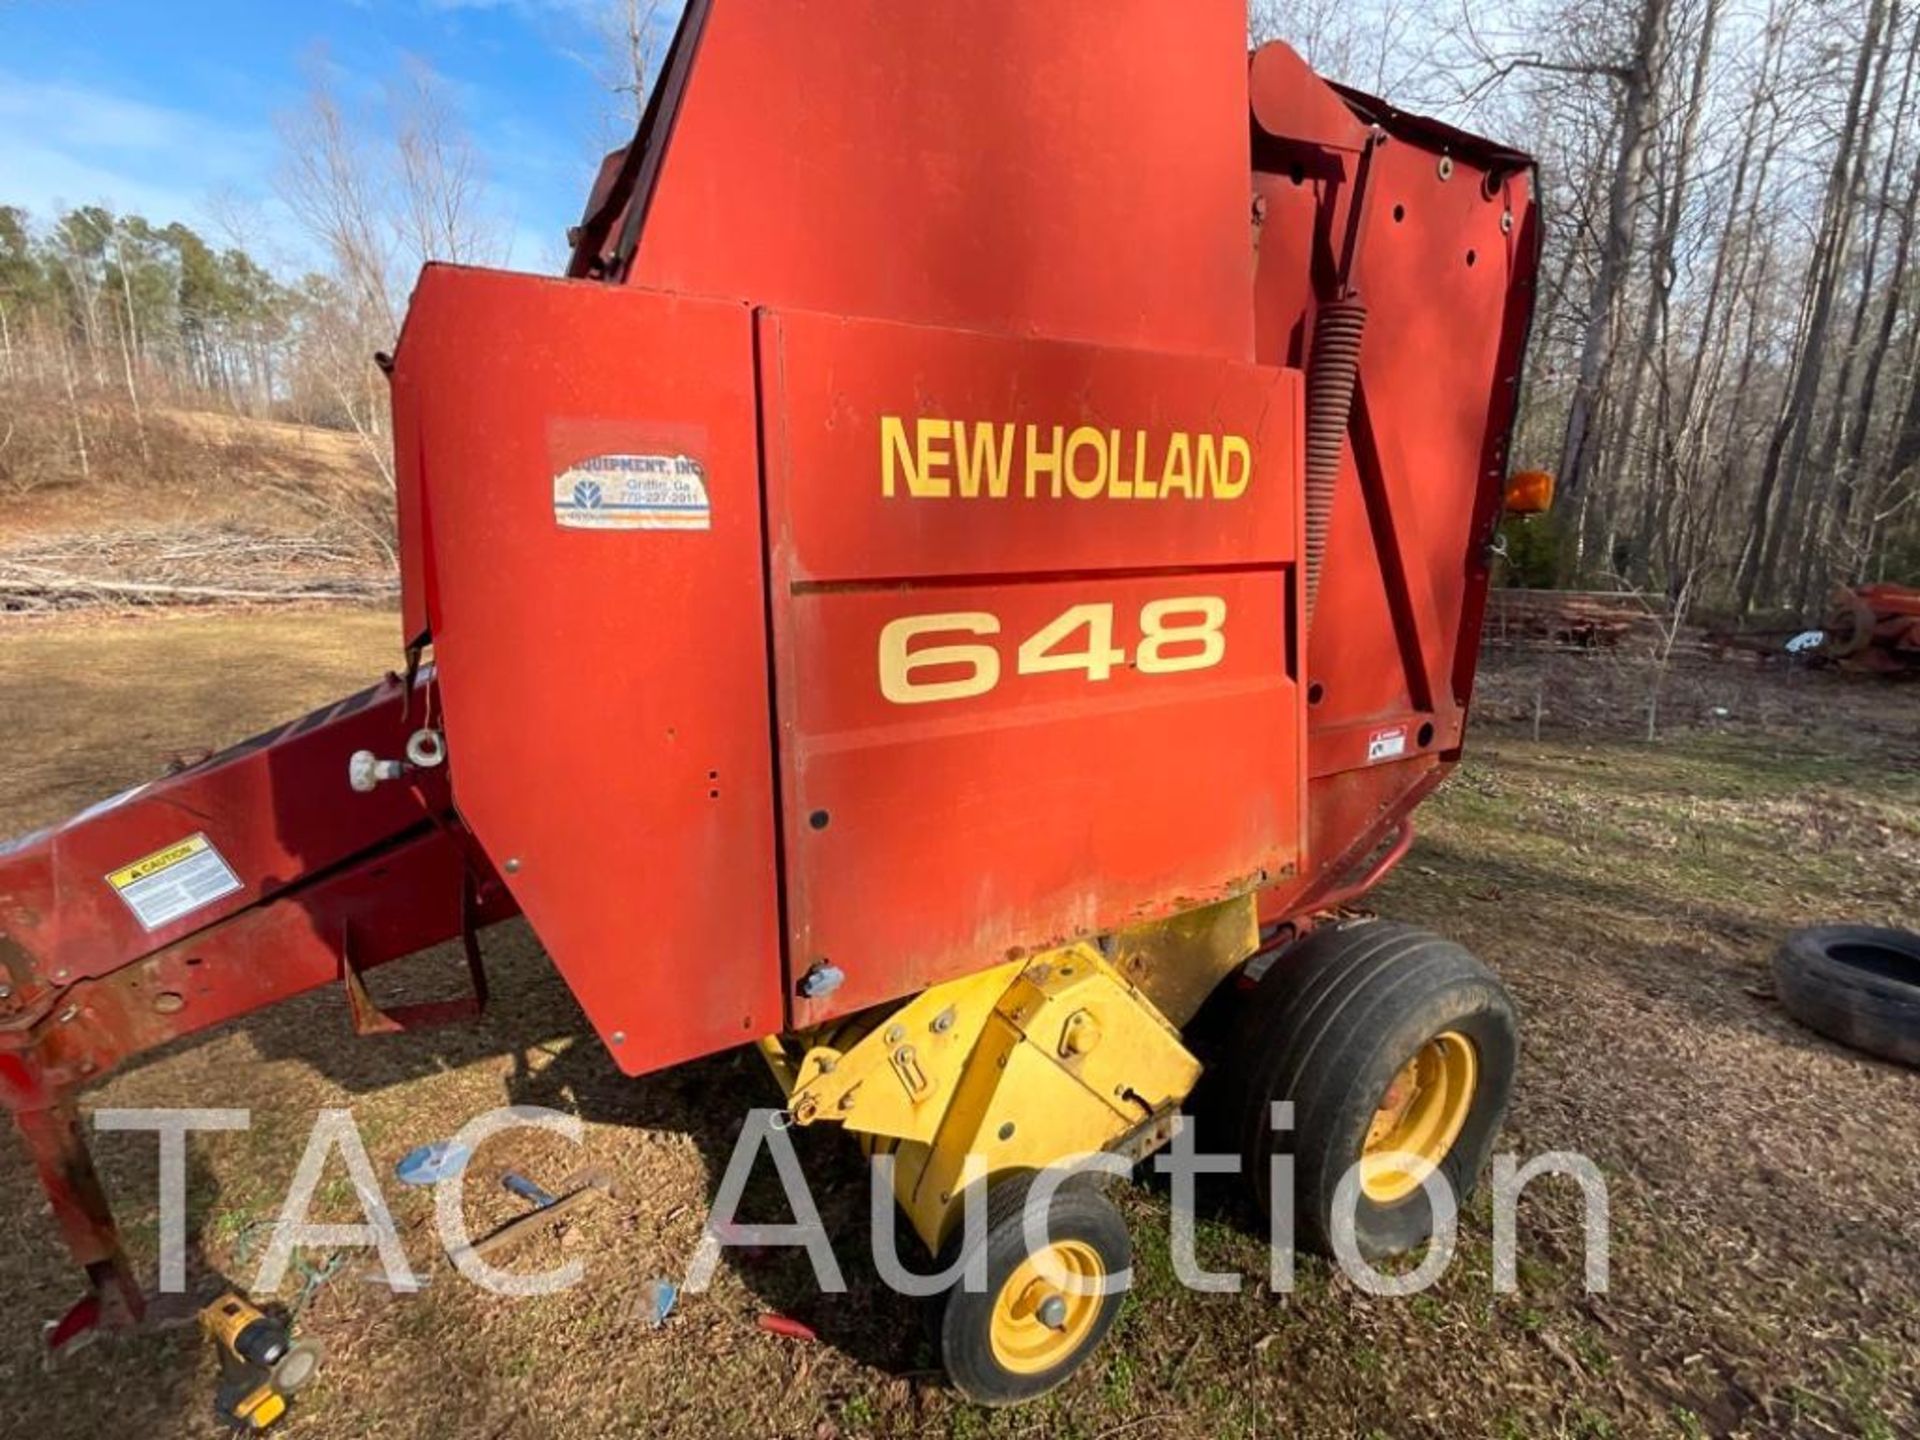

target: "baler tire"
[931,1170,1130,1407]
[1771,925,1920,1068]
[1220,920,1517,1261]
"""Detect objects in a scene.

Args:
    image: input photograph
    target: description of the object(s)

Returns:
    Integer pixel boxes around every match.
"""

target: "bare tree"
[1544,0,1675,546]
[1733,0,1895,615]
[392,59,500,268]
[278,62,400,337]
[1800,8,1920,602]
[275,52,501,486]
[579,0,666,138]
[1620,0,1724,583]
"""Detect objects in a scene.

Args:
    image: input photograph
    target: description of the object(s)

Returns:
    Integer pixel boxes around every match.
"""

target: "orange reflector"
[1504,469,1555,514]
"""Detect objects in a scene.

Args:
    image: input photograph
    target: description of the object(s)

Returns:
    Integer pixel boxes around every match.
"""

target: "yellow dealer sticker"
[106,833,242,931]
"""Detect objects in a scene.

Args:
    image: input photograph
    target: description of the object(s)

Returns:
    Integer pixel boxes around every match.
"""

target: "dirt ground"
[0,407,386,546]
[0,611,1916,1440]
[2,408,394,615]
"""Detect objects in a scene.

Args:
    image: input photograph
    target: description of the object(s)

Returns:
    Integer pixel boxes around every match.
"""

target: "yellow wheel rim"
[1360,1031,1478,1204]
[987,1240,1105,1375]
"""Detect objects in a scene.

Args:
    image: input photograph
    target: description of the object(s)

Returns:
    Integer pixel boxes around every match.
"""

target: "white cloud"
[0,62,588,280]
[0,70,278,228]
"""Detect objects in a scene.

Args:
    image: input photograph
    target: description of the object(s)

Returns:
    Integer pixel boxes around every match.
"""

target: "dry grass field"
[1,408,394,614]
[1,610,1916,1439]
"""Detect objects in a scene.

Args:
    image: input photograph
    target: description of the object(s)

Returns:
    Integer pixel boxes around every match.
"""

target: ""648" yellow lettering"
[878,596,1226,705]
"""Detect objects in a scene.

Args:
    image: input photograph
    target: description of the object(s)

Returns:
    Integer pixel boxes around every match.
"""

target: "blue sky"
[0,0,681,273]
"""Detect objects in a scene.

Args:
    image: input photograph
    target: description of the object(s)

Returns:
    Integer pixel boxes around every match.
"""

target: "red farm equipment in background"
[0,0,1540,1405]
[1824,581,1920,675]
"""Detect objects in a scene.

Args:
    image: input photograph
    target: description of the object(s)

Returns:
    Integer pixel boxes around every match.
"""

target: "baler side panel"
[759,310,1306,1025]
[395,267,784,1075]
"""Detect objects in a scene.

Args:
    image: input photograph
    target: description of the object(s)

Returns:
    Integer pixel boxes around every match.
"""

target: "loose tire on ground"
[1772,925,1920,1068]
[932,1170,1131,1406]
[1218,920,1518,1260]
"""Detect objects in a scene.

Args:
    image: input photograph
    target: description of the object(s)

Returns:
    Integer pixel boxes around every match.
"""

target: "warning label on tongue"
[106,833,243,931]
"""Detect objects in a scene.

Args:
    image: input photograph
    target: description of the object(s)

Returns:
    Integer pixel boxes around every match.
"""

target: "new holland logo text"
[880,417,1251,501]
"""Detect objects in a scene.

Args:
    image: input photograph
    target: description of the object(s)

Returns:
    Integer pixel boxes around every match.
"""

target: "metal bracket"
[341,873,490,1035]
[1108,1102,1185,1166]
[15,1103,145,1350]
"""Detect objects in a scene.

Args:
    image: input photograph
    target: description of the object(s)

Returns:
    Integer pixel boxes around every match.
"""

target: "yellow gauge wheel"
[988,1240,1105,1374]
[937,1174,1130,1406]
[1360,1030,1479,1204]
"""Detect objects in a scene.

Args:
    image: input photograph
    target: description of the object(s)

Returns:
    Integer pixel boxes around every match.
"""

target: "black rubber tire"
[932,1170,1131,1407]
[1772,925,1920,1068]
[1219,919,1518,1260]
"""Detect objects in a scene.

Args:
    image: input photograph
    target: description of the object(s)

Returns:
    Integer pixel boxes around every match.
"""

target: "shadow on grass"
[179,927,937,1387]
[1403,824,1912,1075]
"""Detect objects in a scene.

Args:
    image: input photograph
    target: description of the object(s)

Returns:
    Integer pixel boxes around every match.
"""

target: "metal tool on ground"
[635,1278,679,1330]
[463,1165,613,1266]
[756,1313,818,1343]
[199,1292,324,1434]
[6,0,1541,1408]
[501,1171,560,1209]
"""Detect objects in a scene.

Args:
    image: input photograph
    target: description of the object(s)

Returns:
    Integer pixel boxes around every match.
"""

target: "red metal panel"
[0,668,519,1124]
[626,0,1255,361]
[1254,135,1518,732]
[1247,44,1540,918]
[392,266,782,1074]
[759,310,1305,1024]
[392,348,432,645]
[0,826,506,1112]
[762,312,1293,583]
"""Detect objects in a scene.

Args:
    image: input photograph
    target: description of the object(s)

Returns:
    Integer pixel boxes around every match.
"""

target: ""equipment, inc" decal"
[552,453,711,530]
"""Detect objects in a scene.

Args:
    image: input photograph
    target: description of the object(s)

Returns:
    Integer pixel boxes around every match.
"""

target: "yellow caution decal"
[106,832,243,931]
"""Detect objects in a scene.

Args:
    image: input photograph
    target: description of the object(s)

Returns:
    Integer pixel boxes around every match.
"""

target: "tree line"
[0,203,372,487]
[1256,0,1920,617]
[8,3,1915,622]
[0,22,657,501]
[0,42,538,497]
